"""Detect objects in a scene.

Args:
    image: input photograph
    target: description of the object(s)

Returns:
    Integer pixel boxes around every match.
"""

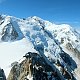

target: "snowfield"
[0,38,36,77]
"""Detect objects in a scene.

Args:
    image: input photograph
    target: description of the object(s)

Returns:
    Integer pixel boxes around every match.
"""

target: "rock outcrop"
[7,52,61,80]
[7,52,75,80]
[0,68,6,80]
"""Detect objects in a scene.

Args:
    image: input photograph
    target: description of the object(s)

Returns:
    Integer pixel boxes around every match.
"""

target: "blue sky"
[0,0,80,29]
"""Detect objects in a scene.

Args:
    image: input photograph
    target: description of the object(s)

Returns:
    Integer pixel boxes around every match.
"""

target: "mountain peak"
[0,15,80,80]
[29,16,42,20]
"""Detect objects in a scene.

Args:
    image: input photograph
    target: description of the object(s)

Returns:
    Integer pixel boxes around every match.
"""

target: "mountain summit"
[0,15,80,80]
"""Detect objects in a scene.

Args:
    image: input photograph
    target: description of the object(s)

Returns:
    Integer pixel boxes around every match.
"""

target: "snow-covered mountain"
[0,15,80,80]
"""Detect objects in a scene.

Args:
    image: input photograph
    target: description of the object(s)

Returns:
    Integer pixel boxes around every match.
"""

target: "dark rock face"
[0,68,6,80]
[66,42,80,60]
[1,23,18,41]
[7,52,76,80]
[7,52,61,80]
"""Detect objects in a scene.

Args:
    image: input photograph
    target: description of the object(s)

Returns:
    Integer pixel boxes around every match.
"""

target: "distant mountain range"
[0,15,80,80]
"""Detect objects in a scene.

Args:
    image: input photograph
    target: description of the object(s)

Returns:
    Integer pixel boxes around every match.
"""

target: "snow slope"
[0,38,36,77]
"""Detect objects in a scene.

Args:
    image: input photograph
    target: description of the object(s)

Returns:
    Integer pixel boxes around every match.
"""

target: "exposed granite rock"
[7,52,61,80]
[0,68,6,80]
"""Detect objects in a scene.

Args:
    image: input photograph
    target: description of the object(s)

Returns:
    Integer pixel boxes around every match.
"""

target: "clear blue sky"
[0,0,80,29]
